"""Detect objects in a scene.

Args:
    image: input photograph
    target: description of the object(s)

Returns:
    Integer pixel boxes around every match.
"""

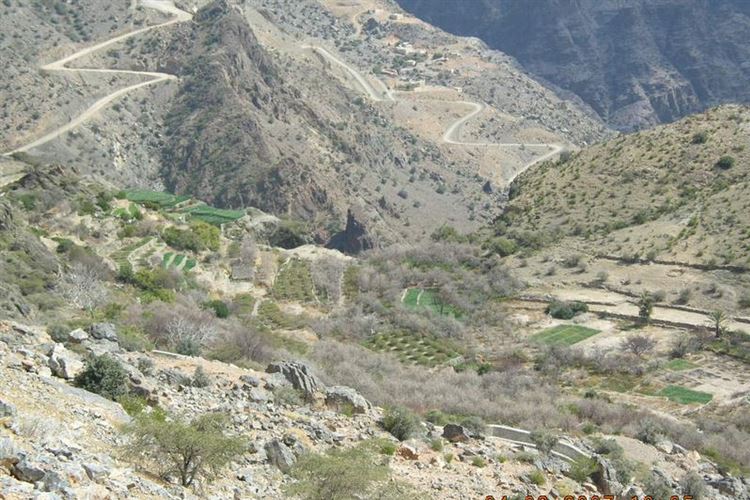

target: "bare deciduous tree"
[311,256,345,304]
[621,334,657,358]
[59,262,108,314]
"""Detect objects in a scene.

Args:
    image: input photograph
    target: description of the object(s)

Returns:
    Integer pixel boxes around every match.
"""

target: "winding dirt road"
[303,44,563,176]
[2,0,191,156]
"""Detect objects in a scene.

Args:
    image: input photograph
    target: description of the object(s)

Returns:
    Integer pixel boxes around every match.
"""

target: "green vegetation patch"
[258,300,307,330]
[659,385,712,405]
[363,331,462,367]
[272,259,315,302]
[532,324,600,346]
[179,204,245,226]
[403,287,462,318]
[665,359,697,371]
[111,237,152,267]
[124,189,189,208]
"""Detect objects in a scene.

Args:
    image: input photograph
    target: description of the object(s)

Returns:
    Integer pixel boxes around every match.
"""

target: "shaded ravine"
[2,0,192,156]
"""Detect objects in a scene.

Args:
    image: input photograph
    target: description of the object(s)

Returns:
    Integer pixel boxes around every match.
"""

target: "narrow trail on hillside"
[303,44,563,180]
[2,0,192,156]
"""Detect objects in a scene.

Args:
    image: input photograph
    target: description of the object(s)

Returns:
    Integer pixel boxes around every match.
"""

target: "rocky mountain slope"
[396,0,750,131]
[499,105,750,269]
[1,0,613,247]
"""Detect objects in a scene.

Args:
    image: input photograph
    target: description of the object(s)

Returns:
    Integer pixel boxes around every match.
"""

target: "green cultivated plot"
[125,189,189,208]
[659,385,712,404]
[532,324,600,346]
[665,359,697,371]
[179,204,245,226]
[403,287,461,318]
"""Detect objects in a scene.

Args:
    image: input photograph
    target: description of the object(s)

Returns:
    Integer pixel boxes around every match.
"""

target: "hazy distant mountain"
[396,0,750,130]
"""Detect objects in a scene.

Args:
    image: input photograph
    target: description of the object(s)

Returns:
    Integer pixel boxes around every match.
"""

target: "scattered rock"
[0,399,16,419]
[240,374,261,387]
[86,323,118,342]
[67,328,89,343]
[397,444,419,460]
[82,463,109,482]
[11,460,46,483]
[266,362,321,399]
[442,424,471,443]
[47,343,84,380]
[324,386,371,414]
[706,476,747,497]
[264,439,296,474]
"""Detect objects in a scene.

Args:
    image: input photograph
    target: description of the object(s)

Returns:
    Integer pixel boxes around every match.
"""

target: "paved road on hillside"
[303,44,563,177]
[2,0,192,156]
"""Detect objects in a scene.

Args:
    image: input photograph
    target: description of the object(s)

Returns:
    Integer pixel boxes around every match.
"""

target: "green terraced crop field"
[532,324,601,346]
[180,204,245,225]
[659,385,712,404]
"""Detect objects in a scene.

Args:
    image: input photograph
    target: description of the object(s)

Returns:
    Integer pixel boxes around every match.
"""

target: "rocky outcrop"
[326,206,377,254]
[265,362,322,399]
[47,344,84,380]
[396,0,750,131]
[324,386,371,414]
[264,440,296,473]
[442,424,471,443]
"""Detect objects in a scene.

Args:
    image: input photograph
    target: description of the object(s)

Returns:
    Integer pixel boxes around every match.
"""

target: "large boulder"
[47,344,84,380]
[11,459,46,483]
[442,424,471,443]
[86,323,118,342]
[265,439,296,474]
[324,386,371,414]
[266,362,322,399]
[590,456,624,497]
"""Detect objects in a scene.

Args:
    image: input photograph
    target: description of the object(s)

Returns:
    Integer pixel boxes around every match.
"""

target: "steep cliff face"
[396,0,750,130]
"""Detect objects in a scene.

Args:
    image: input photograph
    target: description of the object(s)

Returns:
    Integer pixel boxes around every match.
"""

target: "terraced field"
[659,385,713,405]
[124,190,245,226]
[532,324,601,346]
[272,259,315,303]
[110,237,153,268]
[364,331,463,367]
[124,189,189,208]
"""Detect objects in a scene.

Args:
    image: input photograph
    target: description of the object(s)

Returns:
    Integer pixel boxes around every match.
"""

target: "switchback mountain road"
[303,44,564,178]
[2,0,192,156]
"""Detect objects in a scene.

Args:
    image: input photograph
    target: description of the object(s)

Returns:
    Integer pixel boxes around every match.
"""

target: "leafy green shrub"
[691,131,709,144]
[443,453,454,463]
[55,238,74,254]
[680,471,706,499]
[530,430,558,456]
[117,326,154,352]
[486,237,518,257]
[375,439,397,456]
[191,367,211,388]
[204,299,230,318]
[568,457,598,482]
[715,156,736,170]
[286,442,391,500]
[382,406,421,441]
[635,419,664,445]
[545,300,588,319]
[471,456,486,467]
[269,220,308,249]
[528,469,546,486]
[117,394,148,416]
[430,439,444,452]
[125,412,245,487]
[137,357,154,376]
[162,221,219,252]
[73,355,129,400]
